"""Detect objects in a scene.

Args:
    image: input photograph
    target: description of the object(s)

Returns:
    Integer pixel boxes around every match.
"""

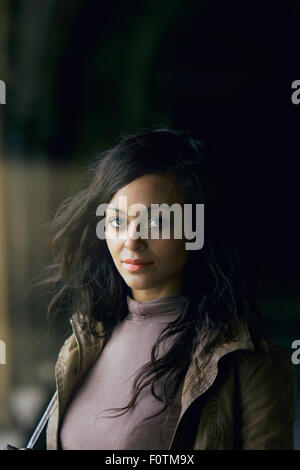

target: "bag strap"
[26,391,58,449]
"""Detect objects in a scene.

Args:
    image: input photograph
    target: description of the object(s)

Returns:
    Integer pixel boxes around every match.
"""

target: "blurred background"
[0,0,299,449]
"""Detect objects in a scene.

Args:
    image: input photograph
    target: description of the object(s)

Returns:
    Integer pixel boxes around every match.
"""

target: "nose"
[124,219,147,250]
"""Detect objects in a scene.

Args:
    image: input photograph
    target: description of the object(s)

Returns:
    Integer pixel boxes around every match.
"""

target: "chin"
[123,276,158,291]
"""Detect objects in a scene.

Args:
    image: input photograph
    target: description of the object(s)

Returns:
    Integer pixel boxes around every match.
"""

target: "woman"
[43,128,296,450]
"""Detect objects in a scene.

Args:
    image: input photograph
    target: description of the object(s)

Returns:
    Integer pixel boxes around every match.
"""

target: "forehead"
[107,174,184,210]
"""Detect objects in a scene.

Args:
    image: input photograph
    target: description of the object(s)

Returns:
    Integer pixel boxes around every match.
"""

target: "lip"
[123,259,154,273]
[123,259,153,265]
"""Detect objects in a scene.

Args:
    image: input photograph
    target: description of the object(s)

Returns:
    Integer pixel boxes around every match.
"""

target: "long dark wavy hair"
[41,127,263,426]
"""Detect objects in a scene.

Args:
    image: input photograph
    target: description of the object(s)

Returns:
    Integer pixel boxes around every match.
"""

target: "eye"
[149,216,164,228]
[107,217,126,229]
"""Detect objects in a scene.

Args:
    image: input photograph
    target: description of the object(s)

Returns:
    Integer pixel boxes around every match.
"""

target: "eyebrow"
[106,205,156,215]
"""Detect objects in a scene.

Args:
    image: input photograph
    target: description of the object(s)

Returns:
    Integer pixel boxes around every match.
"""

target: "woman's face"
[105,174,189,302]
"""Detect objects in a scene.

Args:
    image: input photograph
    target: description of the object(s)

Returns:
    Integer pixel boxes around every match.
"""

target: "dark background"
[0,0,299,448]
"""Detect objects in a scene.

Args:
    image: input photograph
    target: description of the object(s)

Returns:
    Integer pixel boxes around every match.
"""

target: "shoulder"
[229,324,297,413]
[230,324,297,449]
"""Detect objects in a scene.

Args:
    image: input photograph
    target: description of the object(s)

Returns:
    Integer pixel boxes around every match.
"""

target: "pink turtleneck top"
[59,293,186,450]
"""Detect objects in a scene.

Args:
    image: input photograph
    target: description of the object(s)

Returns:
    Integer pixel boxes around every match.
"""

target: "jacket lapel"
[55,314,106,422]
[180,315,255,414]
[168,315,255,448]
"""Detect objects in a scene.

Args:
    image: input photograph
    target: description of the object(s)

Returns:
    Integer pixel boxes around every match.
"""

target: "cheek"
[151,238,187,264]
[105,237,121,260]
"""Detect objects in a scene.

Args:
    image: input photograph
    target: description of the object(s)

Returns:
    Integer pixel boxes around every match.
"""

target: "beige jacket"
[46,312,297,450]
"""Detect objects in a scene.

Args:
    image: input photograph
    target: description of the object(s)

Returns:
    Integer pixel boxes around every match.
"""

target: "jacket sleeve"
[240,342,297,450]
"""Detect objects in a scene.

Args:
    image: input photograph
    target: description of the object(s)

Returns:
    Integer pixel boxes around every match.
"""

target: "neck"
[126,292,187,324]
[130,282,184,303]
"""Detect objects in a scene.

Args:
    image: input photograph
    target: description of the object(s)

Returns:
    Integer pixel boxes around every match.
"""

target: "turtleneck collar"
[126,293,186,324]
